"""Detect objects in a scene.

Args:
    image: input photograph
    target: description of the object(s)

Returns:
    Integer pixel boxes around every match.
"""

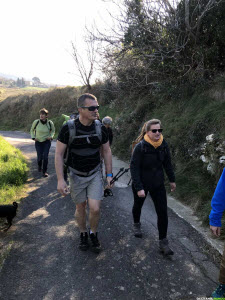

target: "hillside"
[0,77,225,231]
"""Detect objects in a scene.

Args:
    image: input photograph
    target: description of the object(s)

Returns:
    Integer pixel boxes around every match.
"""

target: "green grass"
[0,136,28,204]
[21,87,48,91]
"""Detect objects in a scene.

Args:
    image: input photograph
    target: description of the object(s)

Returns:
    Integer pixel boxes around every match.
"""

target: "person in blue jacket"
[209,168,225,298]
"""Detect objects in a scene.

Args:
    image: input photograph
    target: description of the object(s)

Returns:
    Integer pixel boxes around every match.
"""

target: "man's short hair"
[39,108,48,115]
[77,93,97,108]
[102,116,113,125]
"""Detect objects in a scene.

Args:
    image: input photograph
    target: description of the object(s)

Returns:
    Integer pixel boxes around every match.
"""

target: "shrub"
[0,136,28,204]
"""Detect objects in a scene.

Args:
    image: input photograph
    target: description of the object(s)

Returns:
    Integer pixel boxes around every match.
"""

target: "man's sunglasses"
[80,106,100,111]
[150,129,163,133]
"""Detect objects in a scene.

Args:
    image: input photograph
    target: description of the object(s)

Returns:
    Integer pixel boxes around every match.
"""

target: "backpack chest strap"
[70,147,99,156]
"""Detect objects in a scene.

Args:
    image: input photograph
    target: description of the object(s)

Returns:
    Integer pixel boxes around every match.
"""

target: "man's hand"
[57,179,70,196]
[106,176,114,188]
[210,225,221,237]
[137,190,145,198]
[170,182,176,192]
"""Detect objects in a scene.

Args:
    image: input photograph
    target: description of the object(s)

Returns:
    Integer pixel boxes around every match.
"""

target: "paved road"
[0,131,220,300]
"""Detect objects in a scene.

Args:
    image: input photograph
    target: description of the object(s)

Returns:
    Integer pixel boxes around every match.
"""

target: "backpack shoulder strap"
[34,120,39,131]
[94,120,102,142]
[48,120,52,132]
[67,119,76,147]
[34,120,40,137]
[64,120,76,166]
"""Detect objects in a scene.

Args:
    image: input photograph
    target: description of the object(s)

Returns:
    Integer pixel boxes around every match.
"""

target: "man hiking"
[55,93,113,253]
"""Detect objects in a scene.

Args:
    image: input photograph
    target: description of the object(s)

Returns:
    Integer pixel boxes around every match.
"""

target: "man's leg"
[88,198,101,253]
[86,170,103,253]
[75,201,89,251]
[88,198,101,234]
[75,201,87,232]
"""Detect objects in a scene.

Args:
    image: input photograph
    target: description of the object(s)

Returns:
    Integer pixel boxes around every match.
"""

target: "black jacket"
[130,139,175,191]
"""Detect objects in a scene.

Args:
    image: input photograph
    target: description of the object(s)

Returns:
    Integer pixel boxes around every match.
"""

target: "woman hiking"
[30,108,55,177]
[130,119,176,255]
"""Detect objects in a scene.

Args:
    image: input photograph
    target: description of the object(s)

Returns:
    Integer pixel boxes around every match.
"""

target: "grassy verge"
[0,136,28,205]
[0,87,48,102]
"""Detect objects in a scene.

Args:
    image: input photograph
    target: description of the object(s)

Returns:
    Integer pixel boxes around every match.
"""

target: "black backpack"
[64,119,102,166]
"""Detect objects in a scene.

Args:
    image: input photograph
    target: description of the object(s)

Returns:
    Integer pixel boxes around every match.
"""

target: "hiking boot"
[133,222,142,238]
[89,232,101,253]
[79,232,89,251]
[212,284,225,298]
[159,238,174,256]
[43,172,49,177]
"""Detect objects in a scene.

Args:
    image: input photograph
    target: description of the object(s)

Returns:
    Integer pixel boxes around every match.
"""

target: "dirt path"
[0,131,220,300]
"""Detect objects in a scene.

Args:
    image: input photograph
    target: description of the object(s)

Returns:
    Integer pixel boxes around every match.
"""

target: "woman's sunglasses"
[150,129,163,133]
[80,106,100,111]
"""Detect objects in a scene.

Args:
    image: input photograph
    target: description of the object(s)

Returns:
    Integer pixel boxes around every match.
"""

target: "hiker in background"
[55,93,113,253]
[102,116,113,146]
[130,119,176,256]
[62,113,76,126]
[30,108,55,177]
[62,114,70,125]
[209,168,225,298]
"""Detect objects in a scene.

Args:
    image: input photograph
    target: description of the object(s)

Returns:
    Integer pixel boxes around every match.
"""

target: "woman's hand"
[137,190,145,198]
[170,182,176,192]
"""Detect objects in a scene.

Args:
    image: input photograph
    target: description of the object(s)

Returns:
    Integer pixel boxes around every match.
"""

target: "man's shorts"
[69,170,104,204]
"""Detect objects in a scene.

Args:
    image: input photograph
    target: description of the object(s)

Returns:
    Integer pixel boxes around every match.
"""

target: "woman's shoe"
[133,223,142,238]
[159,238,174,255]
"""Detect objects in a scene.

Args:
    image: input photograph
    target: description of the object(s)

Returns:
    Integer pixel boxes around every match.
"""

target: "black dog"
[0,202,18,230]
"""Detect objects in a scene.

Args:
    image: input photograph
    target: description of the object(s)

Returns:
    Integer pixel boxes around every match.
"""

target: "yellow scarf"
[144,133,163,149]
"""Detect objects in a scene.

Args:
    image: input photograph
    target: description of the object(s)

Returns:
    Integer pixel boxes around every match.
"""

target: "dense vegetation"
[0,136,28,205]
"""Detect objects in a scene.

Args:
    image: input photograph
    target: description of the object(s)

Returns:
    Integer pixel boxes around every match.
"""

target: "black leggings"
[132,184,168,240]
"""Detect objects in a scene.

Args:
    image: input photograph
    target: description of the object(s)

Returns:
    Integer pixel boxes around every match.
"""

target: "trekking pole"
[104,168,130,197]
[111,167,125,180]
[127,177,132,186]
[110,168,130,185]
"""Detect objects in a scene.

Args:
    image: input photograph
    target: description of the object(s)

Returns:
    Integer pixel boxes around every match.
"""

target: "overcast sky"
[0,0,117,86]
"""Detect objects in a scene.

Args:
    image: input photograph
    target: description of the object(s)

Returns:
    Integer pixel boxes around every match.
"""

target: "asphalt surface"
[0,131,220,300]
